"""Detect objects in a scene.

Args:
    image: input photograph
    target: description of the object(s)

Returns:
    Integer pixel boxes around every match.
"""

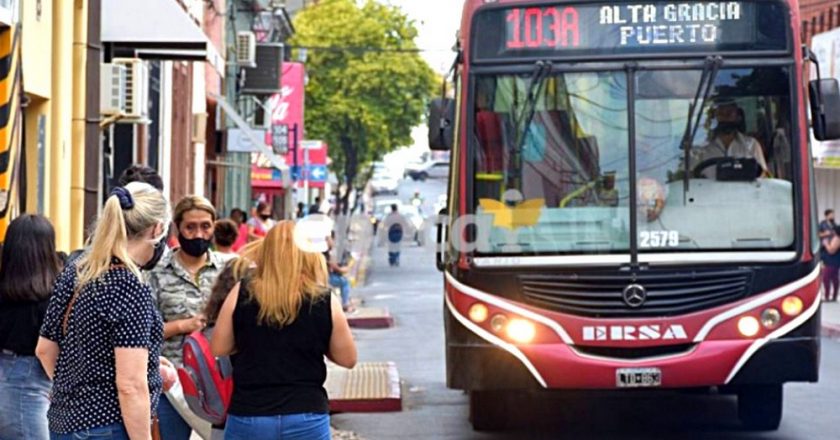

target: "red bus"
[429,0,840,431]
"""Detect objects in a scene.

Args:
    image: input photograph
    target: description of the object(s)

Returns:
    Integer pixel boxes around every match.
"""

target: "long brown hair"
[0,215,62,302]
[243,221,328,327]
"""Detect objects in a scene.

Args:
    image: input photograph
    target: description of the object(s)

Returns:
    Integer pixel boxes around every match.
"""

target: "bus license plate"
[616,368,662,388]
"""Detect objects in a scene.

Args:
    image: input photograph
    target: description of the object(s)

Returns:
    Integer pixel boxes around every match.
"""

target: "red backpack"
[177,330,233,425]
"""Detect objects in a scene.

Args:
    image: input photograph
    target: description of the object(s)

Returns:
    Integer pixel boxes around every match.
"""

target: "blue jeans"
[388,252,400,266]
[156,394,192,439]
[329,273,350,307]
[49,423,128,440]
[0,352,51,440]
[224,413,330,440]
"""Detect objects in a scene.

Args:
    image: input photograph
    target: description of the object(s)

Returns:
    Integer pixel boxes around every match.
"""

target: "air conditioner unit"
[269,0,286,8]
[100,63,127,116]
[112,58,150,123]
[236,31,257,68]
[242,44,284,95]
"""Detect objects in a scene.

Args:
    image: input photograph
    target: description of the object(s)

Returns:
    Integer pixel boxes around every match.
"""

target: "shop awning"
[102,0,210,61]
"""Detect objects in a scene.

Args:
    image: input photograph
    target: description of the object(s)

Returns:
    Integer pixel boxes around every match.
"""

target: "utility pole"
[222,0,253,217]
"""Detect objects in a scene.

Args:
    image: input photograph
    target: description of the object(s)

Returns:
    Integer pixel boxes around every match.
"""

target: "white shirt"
[694,132,768,179]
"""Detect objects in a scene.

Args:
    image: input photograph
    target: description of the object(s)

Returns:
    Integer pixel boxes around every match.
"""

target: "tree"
[292,0,437,214]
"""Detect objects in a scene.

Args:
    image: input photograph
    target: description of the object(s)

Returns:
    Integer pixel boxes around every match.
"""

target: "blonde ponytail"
[77,197,134,286]
[77,182,170,288]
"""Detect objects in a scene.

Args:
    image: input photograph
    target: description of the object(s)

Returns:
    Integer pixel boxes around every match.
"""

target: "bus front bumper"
[447,308,819,390]
[444,269,822,391]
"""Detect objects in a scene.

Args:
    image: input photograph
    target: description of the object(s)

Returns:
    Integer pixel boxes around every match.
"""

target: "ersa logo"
[582,324,688,342]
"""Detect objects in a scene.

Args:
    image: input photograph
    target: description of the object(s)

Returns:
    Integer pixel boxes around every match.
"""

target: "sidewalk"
[823,301,840,339]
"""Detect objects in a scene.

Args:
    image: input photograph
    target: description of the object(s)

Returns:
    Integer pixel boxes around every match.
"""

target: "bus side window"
[475,110,504,174]
[475,110,507,201]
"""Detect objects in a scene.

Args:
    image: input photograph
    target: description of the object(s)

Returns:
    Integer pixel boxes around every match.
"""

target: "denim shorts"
[224,413,330,440]
[0,352,51,440]
[49,423,129,440]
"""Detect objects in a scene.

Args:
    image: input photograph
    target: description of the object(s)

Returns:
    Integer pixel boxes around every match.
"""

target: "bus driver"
[692,100,769,179]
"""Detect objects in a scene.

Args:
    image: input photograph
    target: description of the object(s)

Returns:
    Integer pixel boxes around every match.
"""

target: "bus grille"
[519,270,752,317]
[573,343,696,360]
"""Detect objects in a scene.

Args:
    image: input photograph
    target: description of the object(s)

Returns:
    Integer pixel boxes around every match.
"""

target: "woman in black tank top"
[211,221,357,440]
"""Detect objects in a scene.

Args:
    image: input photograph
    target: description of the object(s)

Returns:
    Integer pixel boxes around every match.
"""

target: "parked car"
[369,173,399,196]
[406,161,450,181]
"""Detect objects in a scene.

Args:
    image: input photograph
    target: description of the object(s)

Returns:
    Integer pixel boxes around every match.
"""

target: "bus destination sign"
[473,1,787,59]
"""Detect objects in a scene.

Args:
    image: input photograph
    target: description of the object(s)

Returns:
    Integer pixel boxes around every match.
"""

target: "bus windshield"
[472,66,794,255]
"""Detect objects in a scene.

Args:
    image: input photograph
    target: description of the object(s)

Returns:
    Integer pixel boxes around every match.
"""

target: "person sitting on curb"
[325,233,354,313]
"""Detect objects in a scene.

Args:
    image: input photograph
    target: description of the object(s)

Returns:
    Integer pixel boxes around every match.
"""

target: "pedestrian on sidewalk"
[820,210,837,239]
[0,215,63,440]
[147,195,227,439]
[326,232,354,312]
[35,182,170,440]
[823,226,840,302]
[211,221,357,440]
[247,202,275,242]
[214,219,240,262]
[229,209,250,253]
[380,204,408,267]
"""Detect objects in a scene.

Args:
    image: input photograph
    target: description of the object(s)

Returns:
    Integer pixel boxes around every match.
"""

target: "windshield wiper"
[509,60,553,189]
[680,56,722,201]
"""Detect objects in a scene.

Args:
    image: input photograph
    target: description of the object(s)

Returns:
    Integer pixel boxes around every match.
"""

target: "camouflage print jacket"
[147,248,226,365]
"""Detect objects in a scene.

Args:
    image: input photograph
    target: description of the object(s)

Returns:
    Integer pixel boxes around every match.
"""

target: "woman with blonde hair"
[36,182,170,440]
[211,221,356,440]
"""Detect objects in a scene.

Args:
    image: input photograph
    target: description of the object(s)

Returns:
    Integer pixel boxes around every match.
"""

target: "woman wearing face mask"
[247,201,275,242]
[147,195,226,439]
[35,183,170,440]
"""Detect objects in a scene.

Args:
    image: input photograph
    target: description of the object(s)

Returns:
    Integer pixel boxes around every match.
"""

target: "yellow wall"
[22,0,52,219]
[50,0,74,251]
[9,0,88,251]
[23,98,50,215]
[70,0,86,249]
[21,0,52,100]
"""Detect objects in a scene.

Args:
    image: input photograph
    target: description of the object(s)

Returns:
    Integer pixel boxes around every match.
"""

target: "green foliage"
[291,0,437,198]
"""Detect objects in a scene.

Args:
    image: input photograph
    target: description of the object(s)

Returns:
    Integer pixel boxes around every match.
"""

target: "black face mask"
[178,234,212,258]
[142,238,167,271]
[259,214,271,221]
[716,121,740,135]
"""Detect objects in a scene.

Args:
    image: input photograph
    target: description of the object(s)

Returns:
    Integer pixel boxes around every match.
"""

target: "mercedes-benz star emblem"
[622,284,647,308]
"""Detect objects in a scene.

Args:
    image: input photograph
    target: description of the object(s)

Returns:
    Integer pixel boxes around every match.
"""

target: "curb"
[823,324,840,340]
[349,243,374,288]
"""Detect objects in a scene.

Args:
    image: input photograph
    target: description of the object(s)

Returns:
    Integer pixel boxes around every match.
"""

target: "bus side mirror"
[429,98,455,151]
[809,78,840,140]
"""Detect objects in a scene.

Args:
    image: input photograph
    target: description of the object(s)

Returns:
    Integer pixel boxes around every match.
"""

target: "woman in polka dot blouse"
[36,182,171,440]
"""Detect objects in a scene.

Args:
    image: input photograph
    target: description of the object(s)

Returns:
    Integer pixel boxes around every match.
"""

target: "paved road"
[333,178,840,439]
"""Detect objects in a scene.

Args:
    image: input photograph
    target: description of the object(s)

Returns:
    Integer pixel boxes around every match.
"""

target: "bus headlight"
[737,316,760,337]
[781,296,803,317]
[506,319,536,344]
[490,314,508,333]
[468,303,489,323]
[760,308,781,329]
